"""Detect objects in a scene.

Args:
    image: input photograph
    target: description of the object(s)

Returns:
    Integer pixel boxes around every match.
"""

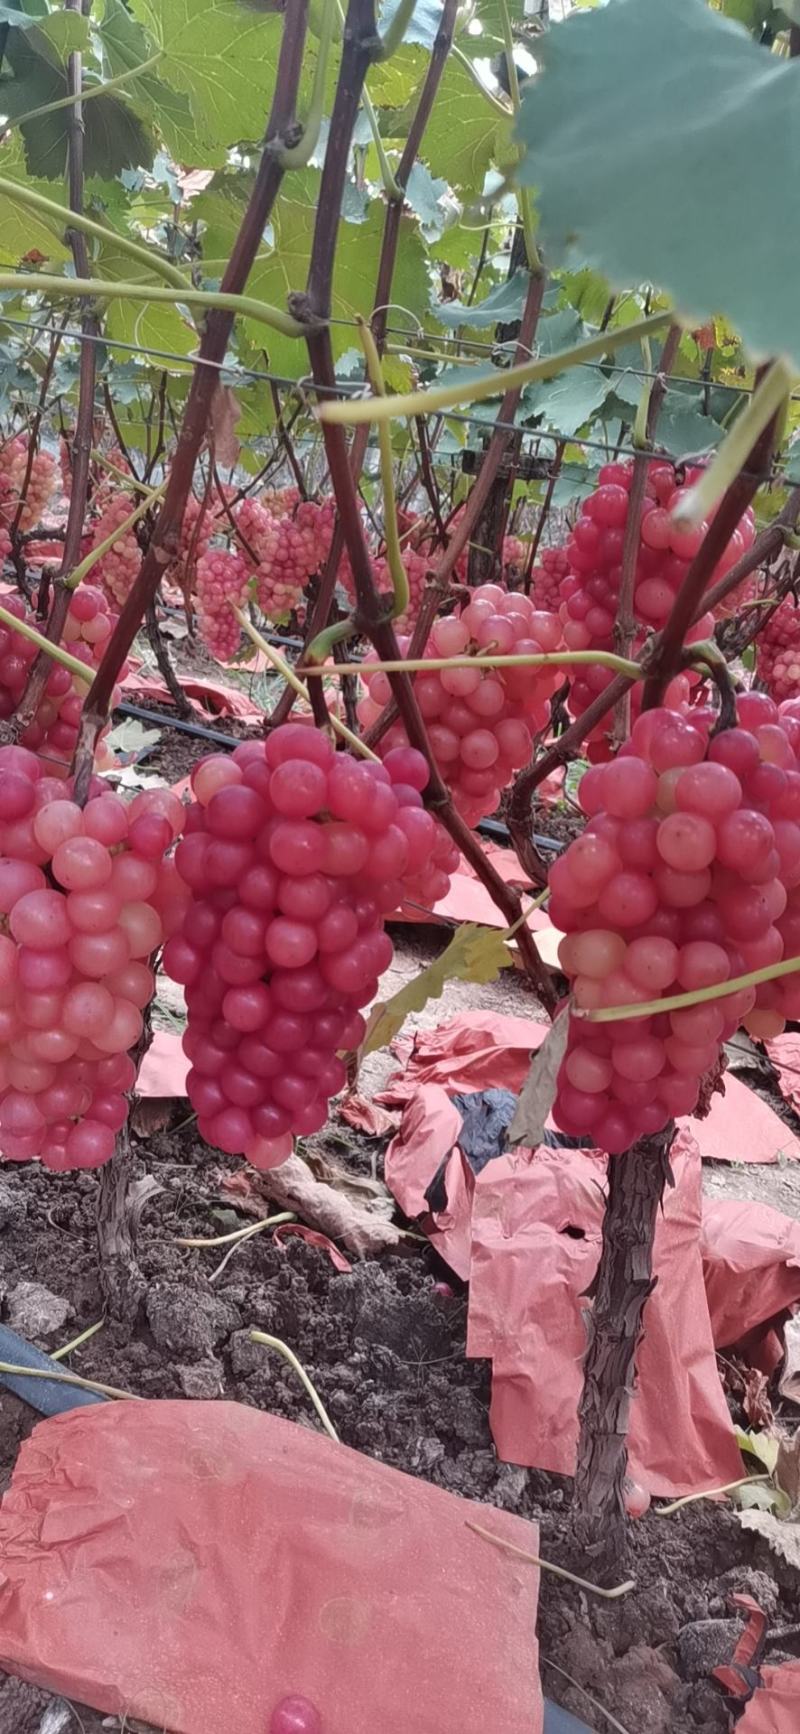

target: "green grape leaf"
[0,0,47,27]
[128,0,282,151]
[404,161,449,241]
[34,10,90,59]
[515,0,800,366]
[523,365,611,439]
[95,246,197,366]
[436,269,530,330]
[241,174,428,378]
[366,42,425,105]
[3,26,155,178]
[99,0,200,168]
[362,922,513,1057]
[471,0,528,46]
[415,53,502,193]
[0,137,71,263]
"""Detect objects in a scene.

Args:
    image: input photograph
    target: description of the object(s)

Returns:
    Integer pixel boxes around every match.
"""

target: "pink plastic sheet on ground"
[381,1011,800,1161]
[766,1033,800,1114]
[0,1401,542,1734]
[738,1663,800,1733]
[701,1196,800,1354]
[386,1100,741,1495]
[121,670,264,719]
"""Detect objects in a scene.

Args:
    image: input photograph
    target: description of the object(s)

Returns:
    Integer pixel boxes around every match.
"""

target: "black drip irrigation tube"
[114,701,567,856]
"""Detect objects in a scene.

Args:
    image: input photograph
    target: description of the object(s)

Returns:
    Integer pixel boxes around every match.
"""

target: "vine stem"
[301,649,643,679]
[642,372,784,708]
[582,949,800,1024]
[0,601,94,681]
[300,0,557,1018]
[611,323,680,742]
[13,0,99,739]
[573,1124,675,1576]
[72,1,310,800]
[318,311,673,424]
[0,273,304,338]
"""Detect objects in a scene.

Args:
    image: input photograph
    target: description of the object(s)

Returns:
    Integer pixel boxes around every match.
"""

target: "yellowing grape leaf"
[507,1007,569,1149]
[361,923,513,1058]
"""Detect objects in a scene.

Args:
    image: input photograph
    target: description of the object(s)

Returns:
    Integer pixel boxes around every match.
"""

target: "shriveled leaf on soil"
[739,1508,800,1568]
[507,1007,569,1149]
[221,1155,402,1256]
[515,0,800,365]
[362,923,513,1058]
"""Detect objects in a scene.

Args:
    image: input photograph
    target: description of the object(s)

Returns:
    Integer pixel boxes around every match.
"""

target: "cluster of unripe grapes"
[358,582,564,826]
[165,727,454,1168]
[551,692,800,1153]
[756,597,800,702]
[0,748,186,1170]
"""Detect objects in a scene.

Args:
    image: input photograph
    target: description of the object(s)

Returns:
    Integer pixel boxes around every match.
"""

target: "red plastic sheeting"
[121,670,264,719]
[0,1401,543,1734]
[766,1032,800,1113]
[738,1663,800,1732]
[381,1011,800,1162]
[702,1198,800,1351]
[387,1100,740,1495]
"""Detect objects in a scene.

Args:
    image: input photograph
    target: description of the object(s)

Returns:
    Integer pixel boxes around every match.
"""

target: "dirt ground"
[2,694,800,1733]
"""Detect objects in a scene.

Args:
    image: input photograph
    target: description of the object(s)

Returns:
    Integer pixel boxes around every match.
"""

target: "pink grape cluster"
[0,748,186,1171]
[756,598,800,701]
[88,495,141,607]
[0,437,57,533]
[558,462,755,755]
[0,587,124,776]
[358,582,564,827]
[195,549,250,660]
[531,547,570,614]
[165,727,446,1169]
[236,497,334,623]
[550,692,800,1154]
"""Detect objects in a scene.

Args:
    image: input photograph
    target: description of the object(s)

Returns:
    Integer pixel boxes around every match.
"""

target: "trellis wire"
[1,312,798,483]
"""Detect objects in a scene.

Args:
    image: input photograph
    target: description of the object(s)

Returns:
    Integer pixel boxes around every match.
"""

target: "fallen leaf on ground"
[221,1155,402,1256]
[273,1224,352,1273]
[779,1315,800,1405]
[337,1093,398,1136]
[738,1508,800,1568]
[507,1008,569,1149]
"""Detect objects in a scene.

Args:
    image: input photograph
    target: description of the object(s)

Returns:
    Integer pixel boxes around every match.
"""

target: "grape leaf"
[129,0,282,151]
[414,53,502,193]
[3,26,155,178]
[436,270,530,331]
[34,10,90,58]
[362,923,513,1058]
[240,174,428,377]
[0,138,71,264]
[515,0,800,366]
[507,1008,569,1149]
[523,364,611,439]
[95,246,197,366]
[99,0,200,169]
[378,0,442,48]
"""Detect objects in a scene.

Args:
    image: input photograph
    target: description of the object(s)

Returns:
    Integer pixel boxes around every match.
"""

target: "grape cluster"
[550,692,800,1154]
[89,495,141,608]
[195,549,250,660]
[558,462,755,754]
[0,587,124,776]
[531,547,569,614]
[236,497,335,624]
[756,597,800,702]
[165,727,446,1169]
[359,582,564,827]
[0,437,57,534]
[0,748,185,1171]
